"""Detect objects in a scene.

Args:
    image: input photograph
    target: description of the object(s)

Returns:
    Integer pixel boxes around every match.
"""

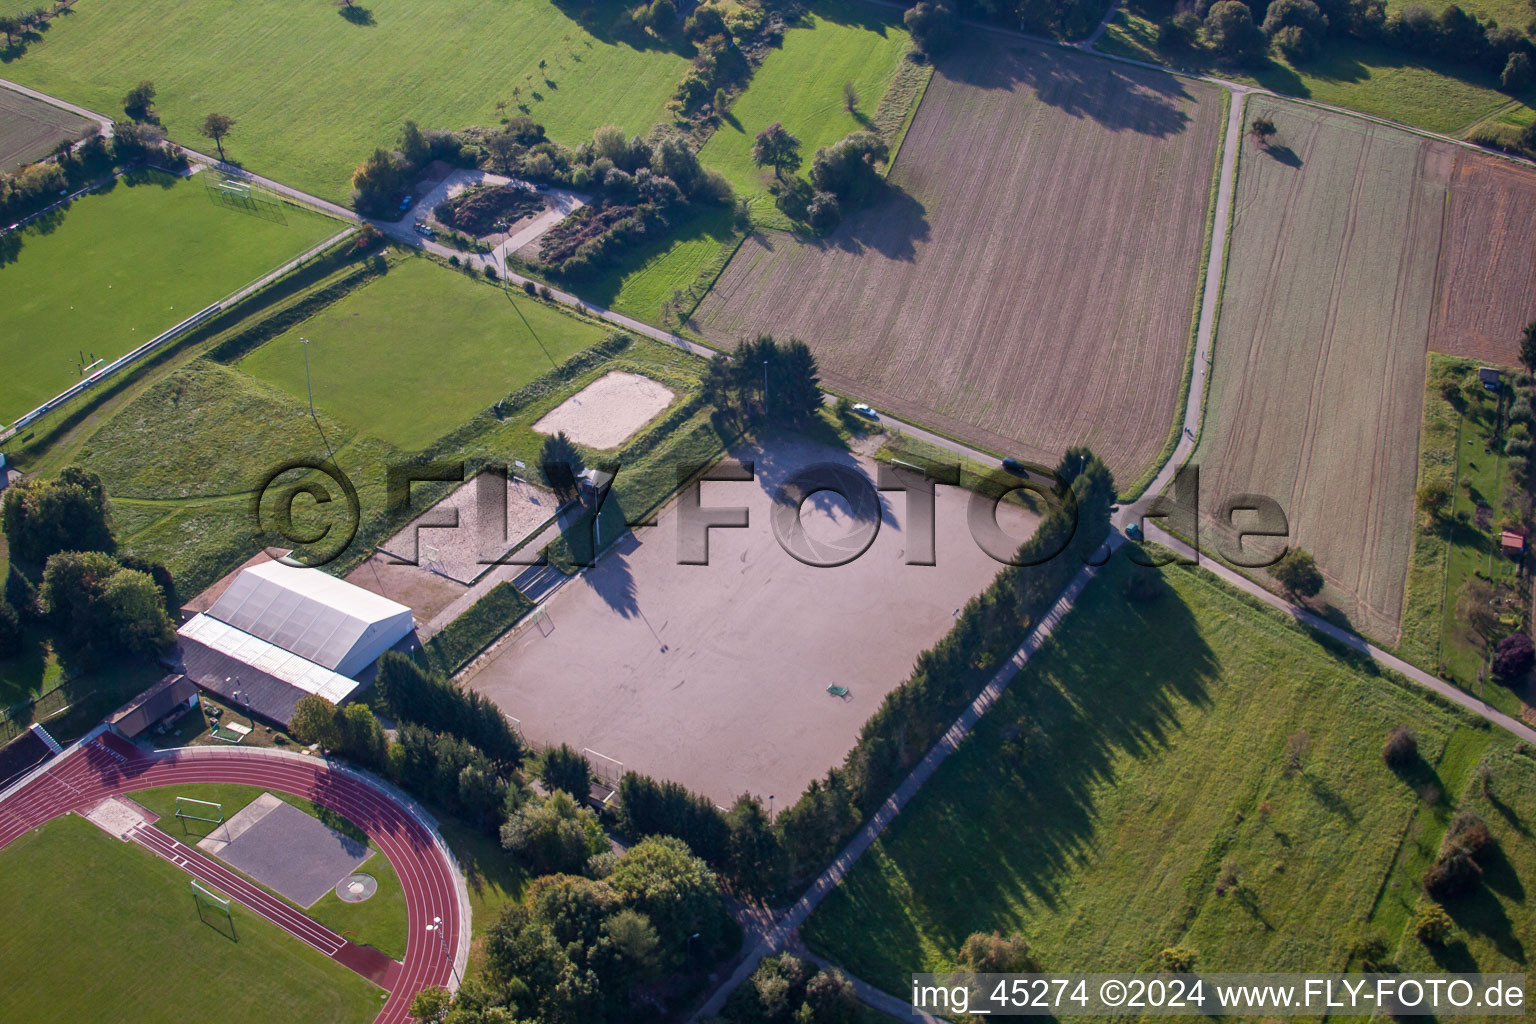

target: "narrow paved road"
[1147,523,1536,745]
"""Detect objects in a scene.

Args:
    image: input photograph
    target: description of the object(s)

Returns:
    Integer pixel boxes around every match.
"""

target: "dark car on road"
[1002,457,1028,478]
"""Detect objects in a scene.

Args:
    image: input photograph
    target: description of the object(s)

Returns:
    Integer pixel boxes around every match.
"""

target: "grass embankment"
[803,550,1480,993]
[419,581,534,677]
[699,1,913,229]
[0,0,689,201]
[0,169,336,423]
[1096,3,1534,136]
[132,783,408,960]
[1401,357,1527,716]
[0,815,382,1024]
[580,203,744,327]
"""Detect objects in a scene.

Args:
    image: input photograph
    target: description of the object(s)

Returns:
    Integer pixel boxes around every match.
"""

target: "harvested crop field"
[1196,99,1536,644]
[1429,153,1536,365]
[694,38,1224,486]
[533,371,675,449]
[0,88,93,174]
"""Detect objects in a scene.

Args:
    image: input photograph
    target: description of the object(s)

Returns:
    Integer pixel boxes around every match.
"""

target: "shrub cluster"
[1423,809,1498,900]
[1169,0,1536,84]
[526,128,733,279]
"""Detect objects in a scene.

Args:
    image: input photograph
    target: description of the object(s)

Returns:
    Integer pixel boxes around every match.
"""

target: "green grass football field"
[239,256,611,450]
[0,0,689,201]
[0,169,337,425]
[132,784,408,960]
[0,814,382,1024]
[699,2,911,229]
[803,552,1491,991]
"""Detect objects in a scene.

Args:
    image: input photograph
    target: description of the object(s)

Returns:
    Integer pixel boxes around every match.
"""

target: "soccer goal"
[175,796,224,826]
[583,748,624,790]
[190,879,233,926]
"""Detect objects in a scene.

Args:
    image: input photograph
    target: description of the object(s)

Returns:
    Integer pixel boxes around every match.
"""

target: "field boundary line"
[689,544,1115,1020]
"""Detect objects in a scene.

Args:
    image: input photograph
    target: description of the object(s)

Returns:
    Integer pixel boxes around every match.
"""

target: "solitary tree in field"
[842,81,859,113]
[1248,115,1277,147]
[539,431,586,502]
[1269,548,1323,599]
[200,112,236,161]
[0,15,20,46]
[122,80,156,120]
[1519,319,1536,375]
[753,122,801,182]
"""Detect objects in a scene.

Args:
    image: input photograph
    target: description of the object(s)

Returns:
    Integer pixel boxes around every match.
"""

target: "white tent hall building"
[176,561,414,727]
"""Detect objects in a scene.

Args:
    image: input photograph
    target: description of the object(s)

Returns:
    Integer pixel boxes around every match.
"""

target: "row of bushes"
[0,122,187,229]
[1161,0,1536,83]
[374,651,523,767]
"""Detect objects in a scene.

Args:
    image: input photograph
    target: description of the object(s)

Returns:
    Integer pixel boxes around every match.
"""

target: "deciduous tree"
[753,122,801,181]
[200,112,236,160]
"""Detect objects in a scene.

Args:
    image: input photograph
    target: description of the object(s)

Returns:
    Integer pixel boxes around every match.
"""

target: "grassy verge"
[132,783,408,960]
[802,549,1472,990]
[0,815,381,1023]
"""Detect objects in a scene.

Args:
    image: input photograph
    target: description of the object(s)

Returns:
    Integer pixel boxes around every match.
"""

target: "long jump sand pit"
[463,435,1037,807]
[533,371,676,449]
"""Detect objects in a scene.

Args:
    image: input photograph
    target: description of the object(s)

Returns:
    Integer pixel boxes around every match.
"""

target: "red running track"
[0,733,462,1024]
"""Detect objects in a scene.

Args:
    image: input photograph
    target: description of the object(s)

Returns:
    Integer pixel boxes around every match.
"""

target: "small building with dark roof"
[1479,367,1503,391]
[107,674,199,738]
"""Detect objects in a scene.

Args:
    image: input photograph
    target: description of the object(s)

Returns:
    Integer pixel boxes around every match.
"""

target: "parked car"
[399,195,413,211]
[851,403,878,420]
[1001,457,1028,478]
[1126,522,1144,541]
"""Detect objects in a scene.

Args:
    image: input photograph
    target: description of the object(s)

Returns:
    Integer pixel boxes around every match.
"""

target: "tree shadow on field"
[0,230,23,267]
[338,3,376,25]
[1261,144,1302,168]
[744,433,898,533]
[817,187,929,262]
[936,37,1194,139]
[896,556,1218,945]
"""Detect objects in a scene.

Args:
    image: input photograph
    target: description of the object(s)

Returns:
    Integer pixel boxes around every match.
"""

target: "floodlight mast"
[427,915,462,986]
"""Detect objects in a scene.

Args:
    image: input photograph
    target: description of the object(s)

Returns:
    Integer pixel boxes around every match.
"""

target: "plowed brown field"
[1197,99,1536,645]
[694,38,1225,487]
[1431,154,1536,365]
